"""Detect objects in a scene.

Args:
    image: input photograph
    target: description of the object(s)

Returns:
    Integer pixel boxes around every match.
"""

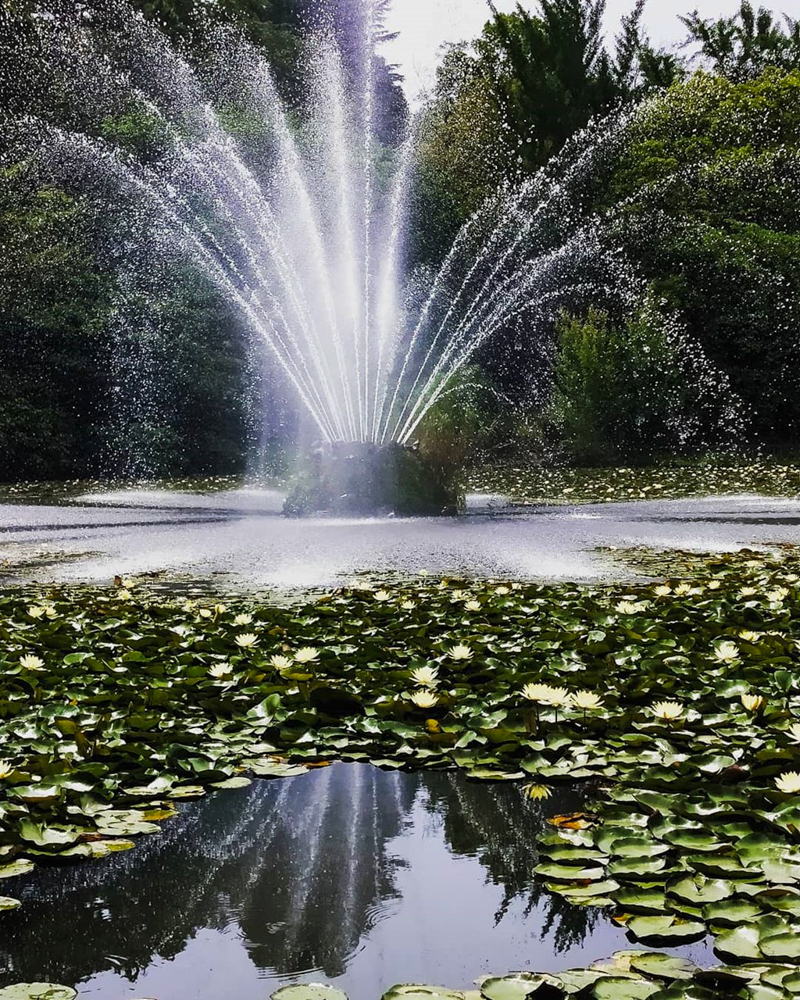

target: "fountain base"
[283,443,463,517]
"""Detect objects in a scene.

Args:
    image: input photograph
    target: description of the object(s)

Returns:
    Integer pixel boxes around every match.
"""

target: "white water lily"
[448,644,473,661]
[464,600,482,612]
[450,590,467,602]
[294,647,320,664]
[615,600,647,615]
[738,587,758,598]
[269,654,294,671]
[522,683,555,704]
[741,693,765,713]
[738,630,760,642]
[374,590,391,602]
[19,654,44,672]
[233,613,253,626]
[787,722,800,743]
[714,641,740,662]
[213,604,227,616]
[401,601,417,611]
[652,700,684,722]
[653,585,672,597]
[411,666,439,687]
[775,772,800,795]
[674,584,692,596]
[208,664,233,680]
[199,608,212,619]
[544,686,571,709]
[410,690,438,709]
[494,586,510,596]
[0,761,12,780]
[27,606,45,619]
[117,590,132,601]
[573,691,603,711]
[707,580,722,591]
[235,633,258,649]
[767,588,790,602]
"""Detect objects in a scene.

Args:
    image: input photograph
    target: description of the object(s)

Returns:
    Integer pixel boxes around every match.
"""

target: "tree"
[681,2,800,81]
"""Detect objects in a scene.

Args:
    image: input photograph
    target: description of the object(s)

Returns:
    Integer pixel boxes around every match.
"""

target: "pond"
[0,764,713,999]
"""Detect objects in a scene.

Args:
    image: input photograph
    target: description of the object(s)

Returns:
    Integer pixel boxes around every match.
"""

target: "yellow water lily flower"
[652,701,684,722]
[411,666,439,687]
[294,647,320,664]
[410,690,438,709]
[741,693,765,713]
[738,630,760,643]
[573,691,603,711]
[19,654,44,672]
[775,772,800,794]
[522,783,552,801]
[208,664,233,680]
[269,654,293,671]
[448,644,473,661]
[233,613,253,626]
[714,641,740,662]
[234,633,258,649]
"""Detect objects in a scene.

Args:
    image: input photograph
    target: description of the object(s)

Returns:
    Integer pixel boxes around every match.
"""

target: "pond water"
[3,490,800,588]
[0,764,713,1000]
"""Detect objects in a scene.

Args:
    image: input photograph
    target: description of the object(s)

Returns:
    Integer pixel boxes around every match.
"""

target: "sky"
[383,0,786,104]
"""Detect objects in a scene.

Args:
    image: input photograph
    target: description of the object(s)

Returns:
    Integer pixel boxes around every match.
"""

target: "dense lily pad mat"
[2,549,800,996]
[467,461,800,505]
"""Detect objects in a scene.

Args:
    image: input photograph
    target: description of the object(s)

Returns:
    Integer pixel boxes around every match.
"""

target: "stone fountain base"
[283,443,463,517]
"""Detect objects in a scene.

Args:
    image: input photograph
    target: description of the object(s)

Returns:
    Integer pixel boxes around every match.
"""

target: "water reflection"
[0,764,711,998]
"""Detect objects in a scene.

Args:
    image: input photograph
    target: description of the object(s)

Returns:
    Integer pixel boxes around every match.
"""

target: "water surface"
[0,764,712,999]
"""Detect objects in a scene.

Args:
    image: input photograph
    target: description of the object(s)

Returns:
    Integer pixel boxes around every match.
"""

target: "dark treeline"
[1,0,800,479]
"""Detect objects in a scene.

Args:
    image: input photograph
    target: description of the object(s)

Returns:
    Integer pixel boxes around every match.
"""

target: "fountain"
[0,0,633,514]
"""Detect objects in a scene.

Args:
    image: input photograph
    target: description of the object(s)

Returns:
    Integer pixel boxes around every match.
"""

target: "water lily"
[410,690,438,709]
[788,722,800,743]
[738,630,760,642]
[652,700,684,722]
[19,654,44,672]
[767,587,789,602]
[269,654,293,671]
[573,691,603,711]
[464,600,482,612]
[117,590,132,601]
[494,586,510,596]
[522,683,556,704]
[545,687,571,709]
[448,644,473,661]
[294,647,319,664]
[213,604,227,616]
[401,601,417,611]
[616,600,646,615]
[714,641,740,662]
[233,613,253,626]
[775,772,800,794]
[411,666,439,687]
[234,633,258,649]
[374,590,391,602]
[523,783,552,801]
[653,585,672,597]
[450,590,467,602]
[739,587,758,598]
[199,608,212,619]
[208,664,233,680]
[741,693,765,713]
[27,606,45,619]
[707,580,722,591]
[0,761,13,780]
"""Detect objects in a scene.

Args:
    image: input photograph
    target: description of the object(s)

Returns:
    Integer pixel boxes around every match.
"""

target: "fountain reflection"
[0,764,709,998]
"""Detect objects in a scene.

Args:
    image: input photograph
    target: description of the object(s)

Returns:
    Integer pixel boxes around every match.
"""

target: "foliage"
[682,1,800,82]
[606,69,800,446]
[547,306,739,465]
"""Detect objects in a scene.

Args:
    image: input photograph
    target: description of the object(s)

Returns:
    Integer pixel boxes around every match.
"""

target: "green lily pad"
[480,974,564,1000]
[0,897,21,910]
[0,860,34,880]
[272,986,349,1000]
[627,954,697,981]
[0,988,77,1000]
[382,988,464,1000]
